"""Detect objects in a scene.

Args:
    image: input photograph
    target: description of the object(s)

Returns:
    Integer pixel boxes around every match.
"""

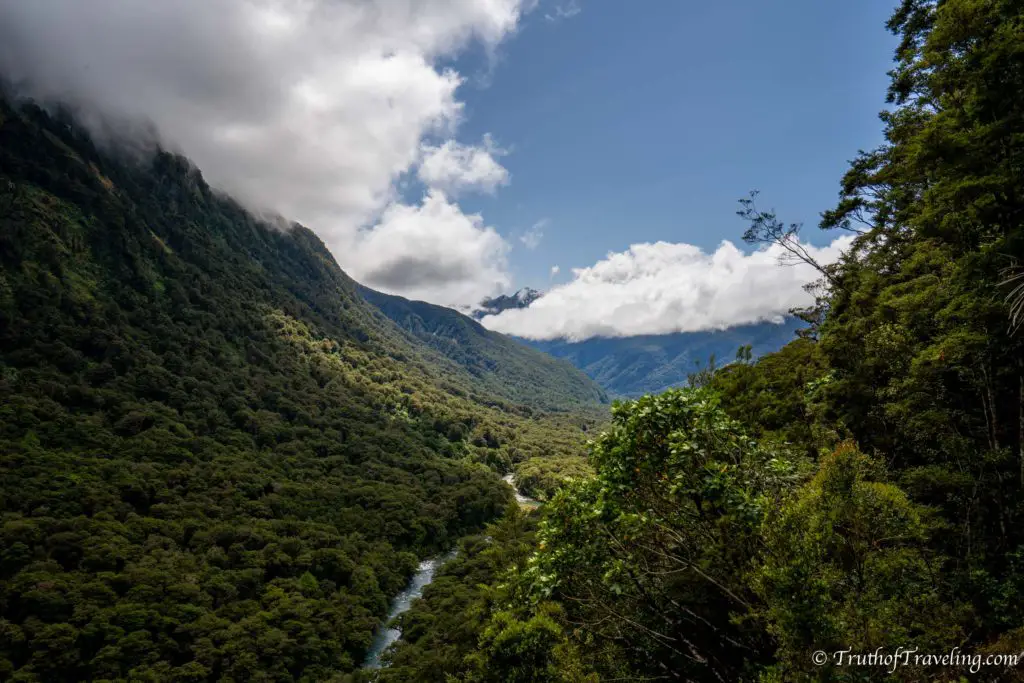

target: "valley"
[3,2,1024,680]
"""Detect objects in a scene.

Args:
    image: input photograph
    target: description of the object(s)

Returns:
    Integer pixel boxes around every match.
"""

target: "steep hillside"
[358,285,608,410]
[523,318,803,396]
[0,95,599,680]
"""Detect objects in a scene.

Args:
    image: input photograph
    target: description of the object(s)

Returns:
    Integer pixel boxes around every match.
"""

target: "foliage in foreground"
[413,392,976,683]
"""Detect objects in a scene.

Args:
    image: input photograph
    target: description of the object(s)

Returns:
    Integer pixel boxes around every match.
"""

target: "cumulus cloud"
[0,0,529,308]
[520,218,548,250]
[352,190,510,308]
[481,236,853,341]
[550,265,561,277]
[418,134,509,195]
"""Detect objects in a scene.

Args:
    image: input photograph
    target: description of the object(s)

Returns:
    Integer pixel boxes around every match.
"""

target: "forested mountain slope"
[0,93,599,680]
[358,285,608,410]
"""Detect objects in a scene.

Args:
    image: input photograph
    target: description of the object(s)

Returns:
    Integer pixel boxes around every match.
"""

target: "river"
[502,472,540,509]
[361,472,539,670]
[361,549,458,670]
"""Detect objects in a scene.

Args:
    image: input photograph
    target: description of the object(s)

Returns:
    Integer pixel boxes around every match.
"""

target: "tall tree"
[815,0,1024,635]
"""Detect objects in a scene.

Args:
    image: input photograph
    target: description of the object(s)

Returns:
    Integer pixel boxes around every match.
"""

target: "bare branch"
[737,191,838,286]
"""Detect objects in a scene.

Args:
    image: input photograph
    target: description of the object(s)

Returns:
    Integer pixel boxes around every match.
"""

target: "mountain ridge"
[358,284,608,410]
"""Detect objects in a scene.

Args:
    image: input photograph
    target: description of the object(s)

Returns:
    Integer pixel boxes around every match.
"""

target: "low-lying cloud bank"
[0,0,530,309]
[481,236,853,341]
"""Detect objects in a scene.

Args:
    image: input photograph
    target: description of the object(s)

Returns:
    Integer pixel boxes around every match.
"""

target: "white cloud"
[350,190,510,309]
[545,0,582,22]
[520,218,548,250]
[550,265,560,277]
[481,236,853,341]
[418,134,509,195]
[0,0,530,308]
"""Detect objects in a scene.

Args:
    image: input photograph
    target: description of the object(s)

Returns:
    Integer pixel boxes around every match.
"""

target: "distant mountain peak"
[475,287,542,319]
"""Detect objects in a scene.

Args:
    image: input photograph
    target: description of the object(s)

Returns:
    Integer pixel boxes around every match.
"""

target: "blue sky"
[450,0,898,291]
[2,0,900,338]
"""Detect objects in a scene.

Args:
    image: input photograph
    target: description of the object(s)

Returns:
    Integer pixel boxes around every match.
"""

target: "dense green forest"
[0,86,605,680]
[376,1,1024,681]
